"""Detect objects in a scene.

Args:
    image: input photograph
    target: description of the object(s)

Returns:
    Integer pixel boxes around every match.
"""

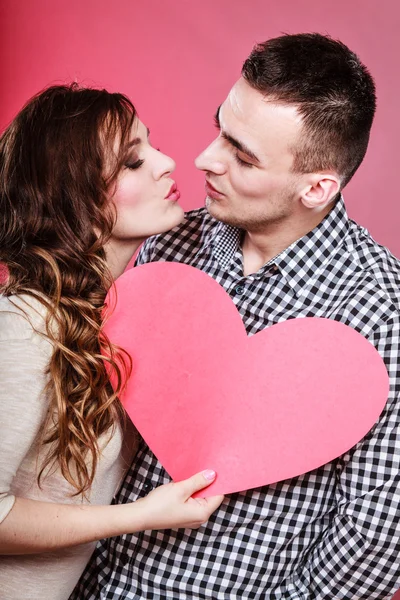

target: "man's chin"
[205,197,239,227]
[205,196,226,218]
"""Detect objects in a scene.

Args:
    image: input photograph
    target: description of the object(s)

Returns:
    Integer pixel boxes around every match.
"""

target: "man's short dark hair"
[242,33,376,188]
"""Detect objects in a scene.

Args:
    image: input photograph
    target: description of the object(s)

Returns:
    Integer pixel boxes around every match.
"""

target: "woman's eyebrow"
[125,127,151,148]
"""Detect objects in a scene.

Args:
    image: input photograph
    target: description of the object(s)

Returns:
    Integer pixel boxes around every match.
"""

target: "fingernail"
[203,469,216,481]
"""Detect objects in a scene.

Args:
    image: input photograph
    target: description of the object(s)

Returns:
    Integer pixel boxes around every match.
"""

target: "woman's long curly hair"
[0,84,136,496]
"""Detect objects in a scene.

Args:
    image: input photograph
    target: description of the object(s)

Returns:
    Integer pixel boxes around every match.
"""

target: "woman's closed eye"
[125,158,144,170]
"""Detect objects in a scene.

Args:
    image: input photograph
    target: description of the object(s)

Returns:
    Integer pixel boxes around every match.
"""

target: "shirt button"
[235,285,245,295]
[142,480,153,492]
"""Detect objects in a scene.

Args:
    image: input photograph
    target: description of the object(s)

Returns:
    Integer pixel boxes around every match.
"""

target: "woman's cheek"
[113,176,142,207]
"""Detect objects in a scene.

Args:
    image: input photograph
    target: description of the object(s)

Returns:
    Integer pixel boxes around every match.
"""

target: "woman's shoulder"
[0,293,51,346]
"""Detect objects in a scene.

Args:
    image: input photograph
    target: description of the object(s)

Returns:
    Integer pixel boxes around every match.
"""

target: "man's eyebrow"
[214,106,260,164]
[214,106,221,128]
[125,127,151,149]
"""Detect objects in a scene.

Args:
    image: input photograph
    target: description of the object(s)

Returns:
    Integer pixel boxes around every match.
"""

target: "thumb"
[178,469,217,498]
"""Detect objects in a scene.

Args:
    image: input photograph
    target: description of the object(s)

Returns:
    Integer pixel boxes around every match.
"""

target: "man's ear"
[300,174,341,209]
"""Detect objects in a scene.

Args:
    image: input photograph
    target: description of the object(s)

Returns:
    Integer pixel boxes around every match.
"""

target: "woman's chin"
[157,204,185,233]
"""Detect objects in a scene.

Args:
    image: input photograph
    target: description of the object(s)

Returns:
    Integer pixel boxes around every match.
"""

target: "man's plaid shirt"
[72,198,400,599]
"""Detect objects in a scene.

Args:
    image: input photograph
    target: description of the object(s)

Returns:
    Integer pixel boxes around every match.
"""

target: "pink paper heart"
[104,262,389,496]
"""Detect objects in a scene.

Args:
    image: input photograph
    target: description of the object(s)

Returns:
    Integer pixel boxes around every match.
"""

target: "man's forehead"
[220,78,256,124]
[221,78,303,136]
[226,80,244,118]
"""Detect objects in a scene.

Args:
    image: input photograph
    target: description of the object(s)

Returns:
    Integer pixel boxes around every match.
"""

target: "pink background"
[1,1,400,595]
[1,0,400,257]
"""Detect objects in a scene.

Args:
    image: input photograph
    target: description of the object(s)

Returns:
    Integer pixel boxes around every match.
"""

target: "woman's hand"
[133,469,224,530]
[0,471,224,555]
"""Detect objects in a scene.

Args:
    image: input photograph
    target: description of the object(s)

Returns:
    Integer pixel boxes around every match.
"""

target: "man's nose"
[195,140,226,175]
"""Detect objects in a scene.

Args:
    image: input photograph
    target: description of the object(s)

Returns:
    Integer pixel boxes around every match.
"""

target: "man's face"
[195,77,306,231]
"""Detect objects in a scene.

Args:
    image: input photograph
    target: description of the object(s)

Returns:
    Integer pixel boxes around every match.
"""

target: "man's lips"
[165,182,181,202]
[205,180,224,199]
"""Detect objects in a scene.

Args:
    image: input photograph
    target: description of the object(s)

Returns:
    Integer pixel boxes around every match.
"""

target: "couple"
[1,33,400,600]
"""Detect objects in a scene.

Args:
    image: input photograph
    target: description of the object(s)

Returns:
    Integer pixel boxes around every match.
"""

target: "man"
[73,33,400,599]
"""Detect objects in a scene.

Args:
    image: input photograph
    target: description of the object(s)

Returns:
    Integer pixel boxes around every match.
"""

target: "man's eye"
[234,153,253,168]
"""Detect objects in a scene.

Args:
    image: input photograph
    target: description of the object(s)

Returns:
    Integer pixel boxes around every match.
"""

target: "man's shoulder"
[349,219,400,276]
[346,219,400,316]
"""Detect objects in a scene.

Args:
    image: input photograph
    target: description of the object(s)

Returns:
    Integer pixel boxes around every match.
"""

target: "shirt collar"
[209,196,351,296]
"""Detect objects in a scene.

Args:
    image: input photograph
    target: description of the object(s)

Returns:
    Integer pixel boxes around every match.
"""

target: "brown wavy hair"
[0,84,136,496]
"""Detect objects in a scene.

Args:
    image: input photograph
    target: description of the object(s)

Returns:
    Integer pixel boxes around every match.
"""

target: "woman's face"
[109,118,184,244]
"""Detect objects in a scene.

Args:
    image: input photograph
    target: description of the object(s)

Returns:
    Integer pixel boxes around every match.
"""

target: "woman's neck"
[104,238,144,279]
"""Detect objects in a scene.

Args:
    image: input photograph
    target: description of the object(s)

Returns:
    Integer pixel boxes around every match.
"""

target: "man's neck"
[241,205,333,276]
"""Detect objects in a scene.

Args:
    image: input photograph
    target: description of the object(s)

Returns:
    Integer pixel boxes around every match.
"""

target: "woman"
[0,84,223,599]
